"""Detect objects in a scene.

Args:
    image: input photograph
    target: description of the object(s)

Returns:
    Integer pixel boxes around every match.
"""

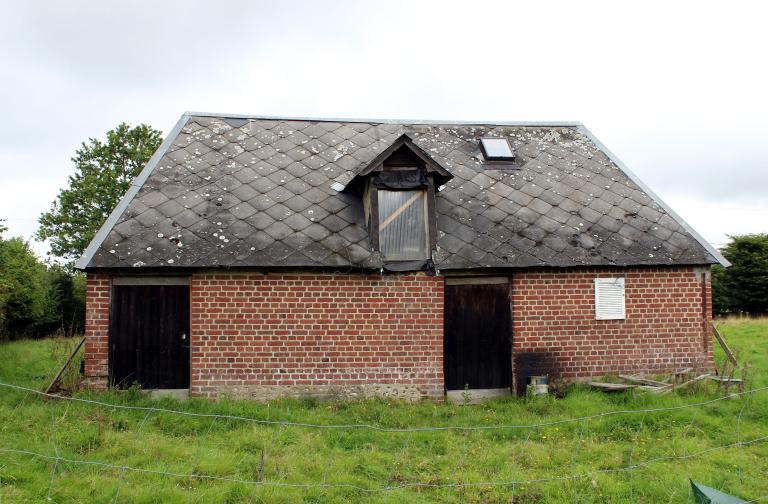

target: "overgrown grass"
[0,321,766,503]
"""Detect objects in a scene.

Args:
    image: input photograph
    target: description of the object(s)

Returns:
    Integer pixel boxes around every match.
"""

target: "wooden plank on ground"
[661,373,711,394]
[709,376,743,383]
[619,375,670,387]
[588,381,636,391]
[639,385,672,393]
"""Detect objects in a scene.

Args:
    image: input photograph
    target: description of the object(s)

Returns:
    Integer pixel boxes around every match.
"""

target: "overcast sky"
[1,0,766,257]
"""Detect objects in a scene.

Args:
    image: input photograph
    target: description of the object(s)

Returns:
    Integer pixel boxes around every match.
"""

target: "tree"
[0,220,8,330]
[48,267,86,334]
[712,234,768,316]
[37,123,163,263]
[0,222,86,339]
[0,233,49,338]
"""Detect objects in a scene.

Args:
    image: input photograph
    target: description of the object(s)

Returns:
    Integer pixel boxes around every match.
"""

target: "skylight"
[480,138,515,162]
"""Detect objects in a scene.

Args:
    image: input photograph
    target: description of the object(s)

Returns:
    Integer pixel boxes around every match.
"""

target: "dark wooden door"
[109,285,190,389]
[444,282,511,390]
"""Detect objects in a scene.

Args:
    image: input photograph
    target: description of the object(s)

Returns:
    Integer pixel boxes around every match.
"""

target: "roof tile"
[85,116,718,269]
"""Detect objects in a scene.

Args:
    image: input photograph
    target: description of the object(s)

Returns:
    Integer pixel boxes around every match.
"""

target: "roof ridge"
[184,111,584,127]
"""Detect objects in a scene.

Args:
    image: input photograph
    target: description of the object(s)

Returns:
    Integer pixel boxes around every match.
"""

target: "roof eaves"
[576,124,730,268]
[184,111,583,128]
[74,113,192,270]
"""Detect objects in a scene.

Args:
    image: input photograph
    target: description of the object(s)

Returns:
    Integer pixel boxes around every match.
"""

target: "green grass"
[0,320,766,503]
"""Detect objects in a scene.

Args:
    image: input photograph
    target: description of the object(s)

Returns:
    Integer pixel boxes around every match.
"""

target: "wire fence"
[2,381,766,432]
[1,435,767,493]
[0,380,766,501]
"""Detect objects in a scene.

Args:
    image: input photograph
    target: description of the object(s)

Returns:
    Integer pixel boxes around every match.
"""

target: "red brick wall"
[511,266,713,383]
[189,273,444,400]
[83,273,110,389]
[82,266,713,398]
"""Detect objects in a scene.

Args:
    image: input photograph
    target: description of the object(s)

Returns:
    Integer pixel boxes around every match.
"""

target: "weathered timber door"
[109,281,190,389]
[444,280,511,391]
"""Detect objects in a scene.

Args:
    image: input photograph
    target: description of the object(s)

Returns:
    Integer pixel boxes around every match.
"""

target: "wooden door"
[109,284,190,389]
[444,281,511,390]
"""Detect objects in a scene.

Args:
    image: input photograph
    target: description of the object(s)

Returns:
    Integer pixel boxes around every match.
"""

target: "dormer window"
[480,137,515,162]
[363,158,434,263]
[378,189,429,260]
[346,134,453,266]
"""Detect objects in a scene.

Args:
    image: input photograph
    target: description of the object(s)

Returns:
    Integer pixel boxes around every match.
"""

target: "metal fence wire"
[0,381,766,501]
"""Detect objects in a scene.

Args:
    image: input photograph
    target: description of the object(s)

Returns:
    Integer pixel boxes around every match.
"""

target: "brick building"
[77,114,727,401]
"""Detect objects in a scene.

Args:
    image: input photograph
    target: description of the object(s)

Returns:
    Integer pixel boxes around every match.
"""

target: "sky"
[1,0,766,258]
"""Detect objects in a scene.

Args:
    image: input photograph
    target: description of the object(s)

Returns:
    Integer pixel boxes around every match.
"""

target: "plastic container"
[526,375,549,396]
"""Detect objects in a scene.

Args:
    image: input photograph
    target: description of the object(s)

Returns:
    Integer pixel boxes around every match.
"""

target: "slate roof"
[77,113,727,270]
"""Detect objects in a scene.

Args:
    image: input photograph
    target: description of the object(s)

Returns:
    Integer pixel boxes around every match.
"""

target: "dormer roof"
[343,133,453,190]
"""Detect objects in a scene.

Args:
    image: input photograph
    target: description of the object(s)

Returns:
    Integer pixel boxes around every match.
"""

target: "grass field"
[0,319,766,503]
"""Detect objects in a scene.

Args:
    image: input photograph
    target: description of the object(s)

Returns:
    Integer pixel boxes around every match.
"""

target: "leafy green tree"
[47,267,86,334]
[0,234,49,338]
[712,234,768,315]
[0,223,86,339]
[37,123,163,263]
[711,264,732,315]
[0,220,8,330]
